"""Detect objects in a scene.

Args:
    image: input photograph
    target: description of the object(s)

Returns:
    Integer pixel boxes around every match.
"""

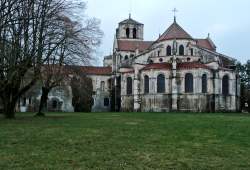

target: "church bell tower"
[116,14,144,40]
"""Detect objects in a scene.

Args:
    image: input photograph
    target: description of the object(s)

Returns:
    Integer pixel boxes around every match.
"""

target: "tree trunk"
[3,96,17,119]
[35,87,50,117]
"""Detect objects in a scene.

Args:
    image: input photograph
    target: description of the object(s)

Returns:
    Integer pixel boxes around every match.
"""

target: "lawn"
[1,112,250,170]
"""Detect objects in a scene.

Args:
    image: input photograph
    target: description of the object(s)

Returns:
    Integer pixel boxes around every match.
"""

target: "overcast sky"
[85,0,250,65]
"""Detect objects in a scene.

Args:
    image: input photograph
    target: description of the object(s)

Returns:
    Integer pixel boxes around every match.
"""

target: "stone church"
[17,15,240,113]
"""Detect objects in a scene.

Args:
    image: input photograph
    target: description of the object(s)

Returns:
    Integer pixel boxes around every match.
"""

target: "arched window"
[202,74,207,93]
[179,45,184,55]
[222,75,229,95]
[126,28,130,38]
[166,45,171,56]
[101,81,105,91]
[144,75,149,94]
[157,74,165,93]
[127,77,133,95]
[133,28,137,39]
[124,55,128,60]
[185,73,193,93]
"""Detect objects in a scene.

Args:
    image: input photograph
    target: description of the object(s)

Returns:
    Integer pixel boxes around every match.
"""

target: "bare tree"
[0,0,80,118]
[36,5,103,116]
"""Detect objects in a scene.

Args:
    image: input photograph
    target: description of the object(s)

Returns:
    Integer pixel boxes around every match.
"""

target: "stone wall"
[121,95,134,112]
[141,94,171,112]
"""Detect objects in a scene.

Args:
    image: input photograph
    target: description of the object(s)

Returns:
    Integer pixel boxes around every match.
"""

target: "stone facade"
[112,16,240,112]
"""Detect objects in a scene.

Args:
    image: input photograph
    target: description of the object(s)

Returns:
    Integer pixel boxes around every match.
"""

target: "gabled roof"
[157,20,193,41]
[117,40,153,52]
[119,16,143,25]
[196,39,216,51]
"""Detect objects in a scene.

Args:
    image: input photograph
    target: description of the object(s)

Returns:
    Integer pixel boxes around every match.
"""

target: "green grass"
[1,112,250,169]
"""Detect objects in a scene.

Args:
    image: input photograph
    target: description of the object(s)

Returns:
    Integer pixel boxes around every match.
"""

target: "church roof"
[177,62,211,70]
[157,20,193,41]
[141,62,211,71]
[80,66,112,75]
[119,16,143,25]
[117,40,153,52]
[142,63,172,71]
[196,39,216,51]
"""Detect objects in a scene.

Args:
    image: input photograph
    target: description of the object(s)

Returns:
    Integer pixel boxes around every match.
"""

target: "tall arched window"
[127,77,133,95]
[126,28,130,38]
[222,75,229,95]
[185,73,193,93]
[133,28,137,39]
[166,45,171,56]
[202,74,207,93]
[124,55,128,60]
[144,75,149,94]
[179,45,184,55]
[157,74,165,93]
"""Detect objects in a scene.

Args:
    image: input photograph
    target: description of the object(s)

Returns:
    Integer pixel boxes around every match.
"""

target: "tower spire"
[129,13,131,19]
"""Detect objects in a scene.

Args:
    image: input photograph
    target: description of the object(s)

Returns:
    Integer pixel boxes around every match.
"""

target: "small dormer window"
[126,28,130,38]
[133,28,137,39]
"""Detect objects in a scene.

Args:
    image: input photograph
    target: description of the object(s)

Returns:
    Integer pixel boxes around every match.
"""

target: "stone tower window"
[126,77,133,95]
[222,75,229,95]
[126,28,130,38]
[144,75,149,94]
[157,74,165,93]
[185,73,193,93]
[167,45,171,56]
[133,28,137,39]
[202,74,207,93]
[179,45,184,55]
[124,55,128,60]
